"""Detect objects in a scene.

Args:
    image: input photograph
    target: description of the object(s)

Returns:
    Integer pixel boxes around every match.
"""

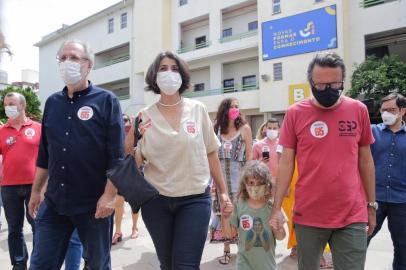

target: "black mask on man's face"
[311,86,342,108]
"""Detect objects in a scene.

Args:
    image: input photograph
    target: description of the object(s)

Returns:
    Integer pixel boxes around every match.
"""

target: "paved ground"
[0,205,394,269]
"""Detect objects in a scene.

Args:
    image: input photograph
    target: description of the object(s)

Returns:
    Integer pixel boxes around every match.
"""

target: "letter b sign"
[289,84,310,105]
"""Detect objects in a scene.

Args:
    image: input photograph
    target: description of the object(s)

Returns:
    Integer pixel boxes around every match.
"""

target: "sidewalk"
[0,205,394,269]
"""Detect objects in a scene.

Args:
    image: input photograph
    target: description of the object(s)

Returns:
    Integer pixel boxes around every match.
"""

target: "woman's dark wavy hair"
[145,51,190,94]
[214,98,246,134]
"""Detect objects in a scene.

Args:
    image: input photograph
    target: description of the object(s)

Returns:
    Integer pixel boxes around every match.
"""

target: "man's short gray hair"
[5,92,26,106]
[307,52,346,83]
[57,39,94,65]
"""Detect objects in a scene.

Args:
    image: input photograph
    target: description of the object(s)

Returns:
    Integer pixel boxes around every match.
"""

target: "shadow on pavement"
[121,252,159,270]
[200,253,235,270]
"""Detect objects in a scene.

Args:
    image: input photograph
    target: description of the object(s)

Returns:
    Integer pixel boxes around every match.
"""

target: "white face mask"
[266,129,278,140]
[5,105,20,119]
[381,111,398,126]
[246,184,267,200]
[59,60,83,85]
[156,71,182,95]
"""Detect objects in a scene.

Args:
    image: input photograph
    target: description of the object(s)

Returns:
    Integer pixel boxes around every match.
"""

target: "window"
[248,21,258,31]
[273,0,281,14]
[194,83,205,91]
[195,36,207,48]
[120,13,127,29]
[223,79,235,92]
[179,0,187,6]
[242,75,257,90]
[108,18,114,34]
[273,63,283,81]
[222,28,232,38]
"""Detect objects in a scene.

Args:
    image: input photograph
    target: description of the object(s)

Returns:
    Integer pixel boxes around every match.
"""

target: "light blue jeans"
[64,229,83,270]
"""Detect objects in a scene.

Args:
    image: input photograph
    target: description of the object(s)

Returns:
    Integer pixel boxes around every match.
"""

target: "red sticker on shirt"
[240,215,253,231]
[77,106,94,121]
[310,121,328,138]
[24,128,36,139]
[184,120,198,137]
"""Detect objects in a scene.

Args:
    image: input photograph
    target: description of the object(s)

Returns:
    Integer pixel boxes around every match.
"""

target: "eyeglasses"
[380,107,399,114]
[311,80,344,91]
[56,55,89,63]
[123,118,130,123]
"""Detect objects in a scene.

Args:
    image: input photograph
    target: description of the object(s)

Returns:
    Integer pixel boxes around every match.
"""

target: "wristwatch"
[367,201,378,210]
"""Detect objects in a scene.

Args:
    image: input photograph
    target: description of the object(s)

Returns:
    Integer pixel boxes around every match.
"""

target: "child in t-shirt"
[222,160,286,270]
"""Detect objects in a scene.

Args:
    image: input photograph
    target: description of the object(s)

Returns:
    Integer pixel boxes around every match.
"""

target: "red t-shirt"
[279,97,374,228]
[0,119,41,186]
[252,138,279,179]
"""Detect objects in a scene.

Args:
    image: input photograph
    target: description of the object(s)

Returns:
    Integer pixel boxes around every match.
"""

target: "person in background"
[222,160,285,270]
[211,97,252,265]
[112,114,140,245]
[252,118,280,191]
[130,51,232,270]
[0,92,40,270]
[254,121,267,143]
[368,93,406,270]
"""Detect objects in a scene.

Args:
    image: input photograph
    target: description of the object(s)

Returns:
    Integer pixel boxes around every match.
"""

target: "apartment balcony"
[93,54,129,69]
[94,43,130,70]
[183,81,258,98]
[219,29,258,43]
[90,59,130,86]
[177,40,212,54]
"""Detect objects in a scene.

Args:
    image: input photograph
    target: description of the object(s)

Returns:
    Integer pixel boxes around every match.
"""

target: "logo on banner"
[310,121,328,138]
[77,106,94,121]
[24,128,36,139]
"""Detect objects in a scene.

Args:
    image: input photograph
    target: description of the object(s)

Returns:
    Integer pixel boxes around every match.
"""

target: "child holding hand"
[222,160,286,270]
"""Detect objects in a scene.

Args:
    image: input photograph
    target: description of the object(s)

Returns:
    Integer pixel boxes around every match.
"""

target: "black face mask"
[311,86,342,108]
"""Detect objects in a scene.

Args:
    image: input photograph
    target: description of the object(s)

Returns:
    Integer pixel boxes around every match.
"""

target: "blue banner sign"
[262,5,337,60]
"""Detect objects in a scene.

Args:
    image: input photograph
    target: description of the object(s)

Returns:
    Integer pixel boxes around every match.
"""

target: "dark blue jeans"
[30,201,112,270]
[141,187,211,270]
[368,201,406,270]
[1,184,35,268]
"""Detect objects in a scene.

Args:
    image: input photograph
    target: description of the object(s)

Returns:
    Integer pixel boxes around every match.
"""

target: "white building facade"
[35,0,134,113]
[36,0,406,132]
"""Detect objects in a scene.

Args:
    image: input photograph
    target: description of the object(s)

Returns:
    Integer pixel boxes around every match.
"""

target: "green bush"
[0,86,42,123]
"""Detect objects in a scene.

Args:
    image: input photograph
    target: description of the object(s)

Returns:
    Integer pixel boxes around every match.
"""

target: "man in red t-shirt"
[0,92,41,270]
[269,52,376,270]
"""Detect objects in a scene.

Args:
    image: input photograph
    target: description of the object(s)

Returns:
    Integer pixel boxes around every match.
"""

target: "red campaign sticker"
[184,120,198,137]
[24,128,36,138]
[77,106,94,121]
[240,215,253,231]
[310,121,328,138]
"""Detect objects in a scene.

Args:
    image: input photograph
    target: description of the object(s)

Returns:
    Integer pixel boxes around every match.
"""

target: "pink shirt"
[252,138,279,179]
[279,97,374,228]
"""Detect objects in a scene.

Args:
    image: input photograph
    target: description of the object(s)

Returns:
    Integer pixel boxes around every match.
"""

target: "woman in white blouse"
[126,51,232,270]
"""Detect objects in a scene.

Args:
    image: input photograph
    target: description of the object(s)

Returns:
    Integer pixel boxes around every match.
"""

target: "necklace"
[158,98,183,107]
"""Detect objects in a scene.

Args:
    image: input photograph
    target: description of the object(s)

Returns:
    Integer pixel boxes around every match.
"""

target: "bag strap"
[133,116,142,148]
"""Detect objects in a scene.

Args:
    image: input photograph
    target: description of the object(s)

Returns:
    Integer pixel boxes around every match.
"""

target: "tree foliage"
[0,86,42,123]
[347,55,406,118]
[348,55,406,98]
